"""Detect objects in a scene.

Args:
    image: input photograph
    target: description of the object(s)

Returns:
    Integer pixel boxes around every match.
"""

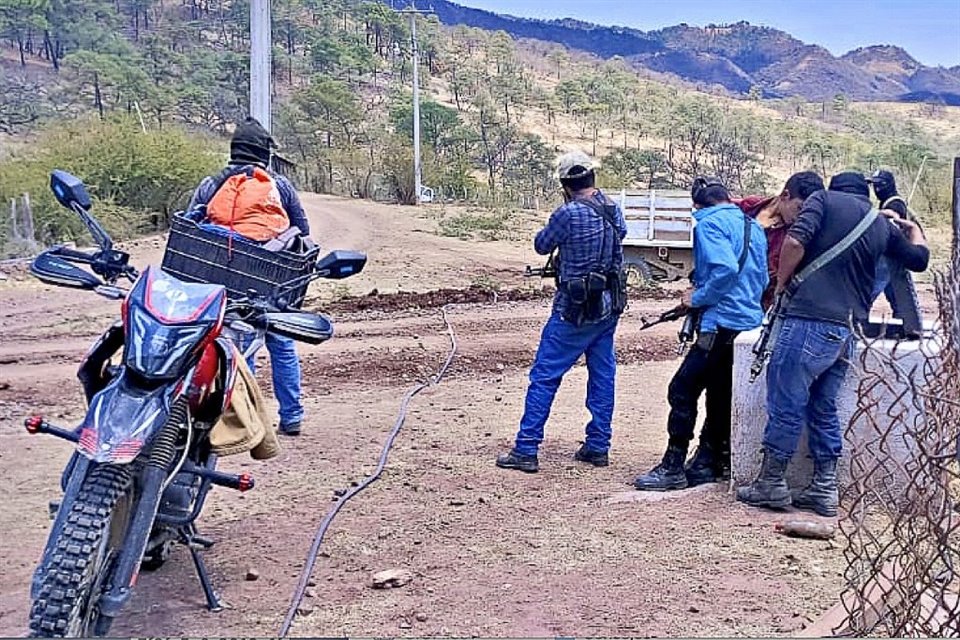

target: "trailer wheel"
[625,260,656,288]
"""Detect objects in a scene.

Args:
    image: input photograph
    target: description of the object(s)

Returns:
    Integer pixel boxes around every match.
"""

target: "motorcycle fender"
[78,370,178,464]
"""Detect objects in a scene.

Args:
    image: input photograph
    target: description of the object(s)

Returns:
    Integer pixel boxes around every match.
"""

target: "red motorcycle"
[25,170,366,637]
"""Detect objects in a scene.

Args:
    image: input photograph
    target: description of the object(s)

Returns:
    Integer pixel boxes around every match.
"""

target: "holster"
[563,272,610,327]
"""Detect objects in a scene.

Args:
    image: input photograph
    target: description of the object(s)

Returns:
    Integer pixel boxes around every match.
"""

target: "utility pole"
[250,0,271,133]
[398,7,434,204]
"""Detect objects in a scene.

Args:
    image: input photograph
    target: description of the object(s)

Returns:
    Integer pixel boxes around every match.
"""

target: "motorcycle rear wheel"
[29,464,134,638]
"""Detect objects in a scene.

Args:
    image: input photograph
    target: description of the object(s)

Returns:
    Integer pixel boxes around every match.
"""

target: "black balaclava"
[869,169,898,203]
[230,117,273,167]
[828,172,870,197]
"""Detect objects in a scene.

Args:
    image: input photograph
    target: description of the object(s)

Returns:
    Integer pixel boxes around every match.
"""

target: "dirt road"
[0,195,847,637]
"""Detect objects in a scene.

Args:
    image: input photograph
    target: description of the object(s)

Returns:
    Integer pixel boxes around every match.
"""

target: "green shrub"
[0,116,222,251]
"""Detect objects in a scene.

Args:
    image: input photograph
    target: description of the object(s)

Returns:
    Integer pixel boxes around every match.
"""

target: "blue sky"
[454,0,960,67]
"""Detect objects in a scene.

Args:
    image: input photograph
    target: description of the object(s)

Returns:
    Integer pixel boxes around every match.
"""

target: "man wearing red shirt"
[734,172,825,310]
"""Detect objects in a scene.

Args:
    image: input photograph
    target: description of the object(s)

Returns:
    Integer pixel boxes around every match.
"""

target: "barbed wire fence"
[834,159,960,637]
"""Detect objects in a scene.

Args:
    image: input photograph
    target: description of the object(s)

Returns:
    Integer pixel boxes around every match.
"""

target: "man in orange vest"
[188,118,310,436]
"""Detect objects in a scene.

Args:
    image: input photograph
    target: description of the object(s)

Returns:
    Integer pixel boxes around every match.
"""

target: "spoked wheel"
[29,464,134,638]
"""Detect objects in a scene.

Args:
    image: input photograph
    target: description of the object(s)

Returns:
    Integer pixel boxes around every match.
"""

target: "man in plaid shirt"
[496,151,627,473]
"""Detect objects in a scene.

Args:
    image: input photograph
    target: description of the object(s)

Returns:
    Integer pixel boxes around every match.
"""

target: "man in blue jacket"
[634,177,768,491]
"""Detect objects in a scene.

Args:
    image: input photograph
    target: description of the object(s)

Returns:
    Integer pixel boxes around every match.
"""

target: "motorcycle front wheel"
[29,463,134,638]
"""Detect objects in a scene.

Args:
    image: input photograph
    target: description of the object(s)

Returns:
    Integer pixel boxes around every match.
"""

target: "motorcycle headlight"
[125,304,211,380]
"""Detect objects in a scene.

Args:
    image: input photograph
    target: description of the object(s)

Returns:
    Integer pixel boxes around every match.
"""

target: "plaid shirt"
[535,190,627,320]
[187,162,311,235]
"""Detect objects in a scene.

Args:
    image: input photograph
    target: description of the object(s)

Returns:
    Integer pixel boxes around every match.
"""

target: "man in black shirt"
[868,169,924,336]
[737,172,929,517]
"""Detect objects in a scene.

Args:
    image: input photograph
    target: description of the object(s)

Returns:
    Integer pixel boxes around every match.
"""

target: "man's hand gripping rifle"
[639,303,702,356]
[749,291,787,383]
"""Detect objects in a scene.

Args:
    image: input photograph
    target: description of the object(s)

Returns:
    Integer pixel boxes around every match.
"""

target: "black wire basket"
[161,214,319,309]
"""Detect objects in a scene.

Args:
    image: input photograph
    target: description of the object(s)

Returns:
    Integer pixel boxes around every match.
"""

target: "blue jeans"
[871,256,896,311]
[763,317,854,463]
[246,333,304,428]
[514,313,619,456]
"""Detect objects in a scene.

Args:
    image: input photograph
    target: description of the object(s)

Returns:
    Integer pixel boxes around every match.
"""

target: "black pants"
[666,327,739,455]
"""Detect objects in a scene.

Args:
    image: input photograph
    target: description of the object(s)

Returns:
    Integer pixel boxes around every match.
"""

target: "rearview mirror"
[50,170,92,210]
[30,250,102,290]
[316,250,367,280]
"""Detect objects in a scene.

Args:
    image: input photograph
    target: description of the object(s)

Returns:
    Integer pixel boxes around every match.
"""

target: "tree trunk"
[94,72,104,119]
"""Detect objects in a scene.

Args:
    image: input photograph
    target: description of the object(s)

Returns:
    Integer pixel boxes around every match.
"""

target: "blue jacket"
[690,203,768,332]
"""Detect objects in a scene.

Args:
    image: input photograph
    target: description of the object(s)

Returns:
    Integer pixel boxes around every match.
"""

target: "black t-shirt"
[785,189,929,324]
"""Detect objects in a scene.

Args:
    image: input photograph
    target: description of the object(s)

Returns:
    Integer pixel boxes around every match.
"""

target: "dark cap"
[867,169,895,186]
[828,171,869,197]
[867,169,898,201]
[230,117,274,166]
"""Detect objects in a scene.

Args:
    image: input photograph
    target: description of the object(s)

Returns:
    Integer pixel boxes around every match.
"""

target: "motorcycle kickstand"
[180,525,223,612]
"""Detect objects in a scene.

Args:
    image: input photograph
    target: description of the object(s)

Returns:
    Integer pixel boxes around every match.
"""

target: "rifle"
[640,303,701,355]
[524,250,558,279]
[749,292,787,383]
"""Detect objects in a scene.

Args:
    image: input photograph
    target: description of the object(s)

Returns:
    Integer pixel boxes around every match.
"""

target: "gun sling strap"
[786,208,879,295]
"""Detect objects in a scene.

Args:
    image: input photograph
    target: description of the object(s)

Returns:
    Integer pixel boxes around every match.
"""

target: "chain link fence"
[836,160,960,637]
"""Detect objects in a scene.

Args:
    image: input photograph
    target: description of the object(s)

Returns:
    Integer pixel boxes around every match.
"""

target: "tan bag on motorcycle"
[210,357,281,460]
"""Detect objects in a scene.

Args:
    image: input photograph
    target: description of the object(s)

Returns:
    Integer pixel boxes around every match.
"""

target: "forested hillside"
[1,0,959,254]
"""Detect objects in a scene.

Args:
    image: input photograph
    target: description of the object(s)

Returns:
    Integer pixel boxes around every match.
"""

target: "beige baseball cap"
[556,150,599,180]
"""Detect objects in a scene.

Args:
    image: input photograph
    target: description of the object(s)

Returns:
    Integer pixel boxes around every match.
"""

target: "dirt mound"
[322,285,549,314]
[322,284,677,315]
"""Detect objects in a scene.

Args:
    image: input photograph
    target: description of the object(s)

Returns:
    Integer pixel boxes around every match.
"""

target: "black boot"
[684,443,727,487]
[634,445,688,491]
[792,458,839,517]
[736,450,791,510]
[574,444,609,467]
[496,449,539,473]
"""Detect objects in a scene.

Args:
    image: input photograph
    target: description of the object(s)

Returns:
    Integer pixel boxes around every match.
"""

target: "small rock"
[307,578,318,587]
[494,395,503,402]
[245,568,260,581]
[372,568,414,589]
[0,271,8,281]
[297,602,316,616]
[449,499,465,506]
[415,612,429,622]
[689,606,700,613]
[399,621,412,630]
[305,588,318,598]
[333,488,347,497]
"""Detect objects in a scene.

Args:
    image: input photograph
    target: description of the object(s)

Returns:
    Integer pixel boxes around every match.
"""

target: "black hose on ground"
[279,305,458,637]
